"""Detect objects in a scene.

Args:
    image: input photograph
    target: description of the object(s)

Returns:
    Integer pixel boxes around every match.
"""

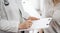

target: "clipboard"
[30,18,52,29]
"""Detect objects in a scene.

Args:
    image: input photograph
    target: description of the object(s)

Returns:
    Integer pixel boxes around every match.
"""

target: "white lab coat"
[0,0,29,33]
[43,0,60,33]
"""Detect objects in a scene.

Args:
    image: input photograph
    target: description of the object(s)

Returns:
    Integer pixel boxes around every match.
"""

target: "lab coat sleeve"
[0,19,20,32]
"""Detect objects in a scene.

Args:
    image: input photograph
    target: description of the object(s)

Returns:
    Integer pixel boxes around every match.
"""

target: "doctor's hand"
[38,29,44,33]
[19,16,39,30]
[19,20,32,29]
[28,16,40,21]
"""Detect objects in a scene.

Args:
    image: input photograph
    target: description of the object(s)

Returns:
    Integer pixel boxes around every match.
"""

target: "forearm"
[0,19,20,32]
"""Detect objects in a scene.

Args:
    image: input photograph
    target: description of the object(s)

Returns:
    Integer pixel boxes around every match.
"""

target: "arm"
[0,19,20,32]
[0,17,37,32]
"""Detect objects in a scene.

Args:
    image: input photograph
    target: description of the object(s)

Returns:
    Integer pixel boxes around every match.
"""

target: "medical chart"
[30,18,52,29]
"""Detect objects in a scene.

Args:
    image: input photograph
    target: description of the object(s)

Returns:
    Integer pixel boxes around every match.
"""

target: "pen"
[23,17,28,20]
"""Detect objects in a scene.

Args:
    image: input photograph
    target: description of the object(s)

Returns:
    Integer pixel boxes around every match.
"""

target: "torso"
[1,0,20,21]
[53,3,60,22]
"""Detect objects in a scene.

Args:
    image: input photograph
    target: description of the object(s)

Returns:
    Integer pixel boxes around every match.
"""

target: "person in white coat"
[39,0,60,33]
[0,0,39,33]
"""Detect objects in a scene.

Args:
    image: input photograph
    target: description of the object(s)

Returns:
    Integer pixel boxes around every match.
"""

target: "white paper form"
[30,18,52,29]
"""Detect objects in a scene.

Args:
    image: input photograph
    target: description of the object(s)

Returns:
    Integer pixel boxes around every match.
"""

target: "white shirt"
[43,0,60,33]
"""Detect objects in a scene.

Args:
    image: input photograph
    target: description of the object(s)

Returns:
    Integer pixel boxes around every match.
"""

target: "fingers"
[28,22,32,27]
[27,20,32,23]
[28,16,40,21]
[19,20,32,29]
[25,20,32,29]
